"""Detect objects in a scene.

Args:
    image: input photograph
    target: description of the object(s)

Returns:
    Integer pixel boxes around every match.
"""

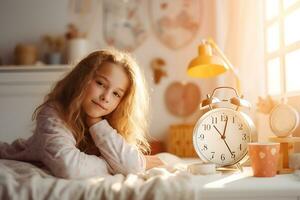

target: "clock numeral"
[239,144,242,151]
[232,116,235,124]
[201,144,208,151]
[239,124,243,130]
[231,152,236,159]
[242,134,247,140]
[211,116,218,124]
[210,152,215,160]
[203,124,211,131]
[221,114,228,122]
[221,154,226,161]
[198,134,204,140]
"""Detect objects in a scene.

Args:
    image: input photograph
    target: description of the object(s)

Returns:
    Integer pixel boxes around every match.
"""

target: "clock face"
[193,108,252,166]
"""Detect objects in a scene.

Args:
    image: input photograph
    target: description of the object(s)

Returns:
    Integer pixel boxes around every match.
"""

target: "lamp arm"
[206,38,241,94]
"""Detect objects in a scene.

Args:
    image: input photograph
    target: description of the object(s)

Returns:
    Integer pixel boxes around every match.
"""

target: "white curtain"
[214,0,265,101]
[211,0,266,140]
[212,1,264,116]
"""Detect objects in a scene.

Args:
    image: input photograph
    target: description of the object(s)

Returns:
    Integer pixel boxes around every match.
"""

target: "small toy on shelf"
[65,23,86,40]
[42,35,65,64]
[256,95,277,114]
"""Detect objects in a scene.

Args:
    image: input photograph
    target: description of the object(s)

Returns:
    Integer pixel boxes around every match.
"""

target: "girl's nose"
[100,93,109,103]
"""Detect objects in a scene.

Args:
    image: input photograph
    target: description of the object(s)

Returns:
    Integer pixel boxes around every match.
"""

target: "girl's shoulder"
[36,102,62,120]
[35,103,73,137]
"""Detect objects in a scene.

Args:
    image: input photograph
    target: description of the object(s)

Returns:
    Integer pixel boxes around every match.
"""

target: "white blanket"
[0,154,211,200]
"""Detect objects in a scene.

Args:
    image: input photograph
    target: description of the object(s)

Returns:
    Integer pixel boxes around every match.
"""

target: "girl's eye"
[113,92,121,98]
[96,81,105,87]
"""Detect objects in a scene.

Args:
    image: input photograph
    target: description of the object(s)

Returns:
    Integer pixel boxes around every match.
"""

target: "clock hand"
[223,138,234,156]
[213,125,223,138]
[214,125,233,155]
[222,117,228,137]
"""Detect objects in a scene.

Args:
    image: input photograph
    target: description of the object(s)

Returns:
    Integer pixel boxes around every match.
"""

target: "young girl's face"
[82,62,130,119]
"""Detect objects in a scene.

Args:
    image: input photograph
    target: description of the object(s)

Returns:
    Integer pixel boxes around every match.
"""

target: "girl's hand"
[86,116,102,128]
[145,155,165,170]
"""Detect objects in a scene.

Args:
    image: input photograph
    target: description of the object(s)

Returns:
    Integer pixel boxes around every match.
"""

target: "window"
[264,0,300,96]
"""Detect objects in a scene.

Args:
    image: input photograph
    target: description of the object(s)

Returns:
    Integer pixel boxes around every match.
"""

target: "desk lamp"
[187,38,240,93]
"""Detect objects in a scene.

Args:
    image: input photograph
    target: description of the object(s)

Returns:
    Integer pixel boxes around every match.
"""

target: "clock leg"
[236,163,243,172]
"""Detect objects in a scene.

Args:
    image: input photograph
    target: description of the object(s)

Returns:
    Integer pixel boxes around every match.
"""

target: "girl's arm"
[89,120,146,175]
[144,155,165,170]
[36,107,110,179]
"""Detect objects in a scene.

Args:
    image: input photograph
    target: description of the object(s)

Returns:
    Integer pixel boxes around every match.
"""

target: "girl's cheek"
[92,84,103,95]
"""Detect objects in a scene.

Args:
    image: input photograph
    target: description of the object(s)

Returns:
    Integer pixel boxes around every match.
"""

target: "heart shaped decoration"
[259,152,266,159]
[165,81,201,117]
[271,148,277,156]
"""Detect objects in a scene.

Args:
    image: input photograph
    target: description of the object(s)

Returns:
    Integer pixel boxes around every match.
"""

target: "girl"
[0,49,163,179]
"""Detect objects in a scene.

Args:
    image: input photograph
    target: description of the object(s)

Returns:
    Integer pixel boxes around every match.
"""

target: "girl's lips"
[92,100,108,110]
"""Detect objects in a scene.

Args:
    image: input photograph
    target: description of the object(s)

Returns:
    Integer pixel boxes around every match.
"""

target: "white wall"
[2,0,299,152]
[0,0,220,140]
[0,0,69,64]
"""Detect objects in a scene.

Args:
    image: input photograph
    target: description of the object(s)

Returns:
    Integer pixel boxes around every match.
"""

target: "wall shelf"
[0,65,71,72]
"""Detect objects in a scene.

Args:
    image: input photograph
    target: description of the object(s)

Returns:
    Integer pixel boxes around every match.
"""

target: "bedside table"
[194,167,300,200]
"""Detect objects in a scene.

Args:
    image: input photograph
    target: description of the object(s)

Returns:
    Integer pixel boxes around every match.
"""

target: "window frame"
[263,0,300,97]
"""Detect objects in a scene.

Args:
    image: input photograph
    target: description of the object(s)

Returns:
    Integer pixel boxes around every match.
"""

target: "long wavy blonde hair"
[33,49,150,154]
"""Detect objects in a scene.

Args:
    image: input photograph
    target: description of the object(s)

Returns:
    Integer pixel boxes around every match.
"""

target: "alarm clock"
[269,103,299,137]
[193,87,256,168]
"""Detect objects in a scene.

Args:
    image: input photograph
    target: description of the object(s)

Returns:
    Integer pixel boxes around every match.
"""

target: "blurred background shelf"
[0,65,71,72]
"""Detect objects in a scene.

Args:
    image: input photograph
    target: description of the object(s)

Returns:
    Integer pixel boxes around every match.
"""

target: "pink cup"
[248,142,280,177]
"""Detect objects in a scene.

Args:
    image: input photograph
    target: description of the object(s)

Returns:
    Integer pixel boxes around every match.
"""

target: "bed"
[1,154,300,200]
[0,153,204,200]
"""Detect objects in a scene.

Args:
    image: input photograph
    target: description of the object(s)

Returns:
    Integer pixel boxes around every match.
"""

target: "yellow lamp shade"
[187,44,228,78]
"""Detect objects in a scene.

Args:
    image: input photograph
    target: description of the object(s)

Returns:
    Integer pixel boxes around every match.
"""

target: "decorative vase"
[66,38,90,65]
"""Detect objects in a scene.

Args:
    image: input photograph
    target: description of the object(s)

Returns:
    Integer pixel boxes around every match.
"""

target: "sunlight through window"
[264,0,300,95]
[286,49,300,92]
[267,58,281,95]
[267,22,280,53]
[284,0,298,9]
[265,0,279,20]
[284,8,300,45]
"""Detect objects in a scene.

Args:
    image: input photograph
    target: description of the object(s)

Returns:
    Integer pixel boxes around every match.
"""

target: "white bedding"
[0,153,210,200]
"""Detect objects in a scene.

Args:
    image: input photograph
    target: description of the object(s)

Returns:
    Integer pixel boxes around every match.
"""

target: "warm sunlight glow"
[284,0,298,9]
[265,0,279,20]
[112,182,122,192]
[204,168,252,188]
[88,177,105,185]
[284,8,300,45]
[264,0,300,95]
[267,58,281,95]
[124,174,139,187]
[285,49,300,92]
[267,22,280,53]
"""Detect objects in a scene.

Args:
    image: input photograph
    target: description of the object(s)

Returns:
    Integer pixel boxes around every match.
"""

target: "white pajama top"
[0,105,146,179]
